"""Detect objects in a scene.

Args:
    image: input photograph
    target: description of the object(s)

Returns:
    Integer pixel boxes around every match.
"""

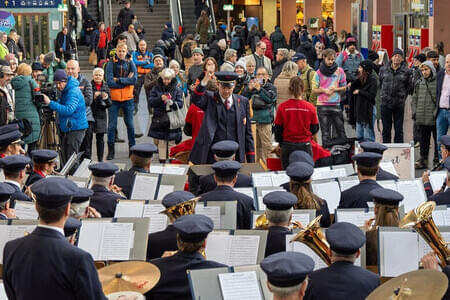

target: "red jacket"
[261,37,273,60]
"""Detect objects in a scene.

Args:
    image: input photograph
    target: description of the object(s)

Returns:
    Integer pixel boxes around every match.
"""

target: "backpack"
[182,42,192,58]
[231,36,241,50]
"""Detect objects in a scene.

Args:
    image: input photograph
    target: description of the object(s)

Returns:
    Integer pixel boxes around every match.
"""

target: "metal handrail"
[169,0,182,33]
[207,0,216,33]
[177,0,183,27]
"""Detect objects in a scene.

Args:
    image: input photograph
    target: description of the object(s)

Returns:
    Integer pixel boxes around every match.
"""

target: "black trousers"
[80,121,94,160]
[96,132,105,162]
[134,75,145,108]
[381,104,404,143]
[317,106,346,147]
[97,48,107,61]
[280,141,312,170]
[418,125,438,161]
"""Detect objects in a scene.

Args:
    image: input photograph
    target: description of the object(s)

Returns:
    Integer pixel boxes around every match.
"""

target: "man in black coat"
[200,160,255,229]
[89,162,125,217]
[360,141,399,181]
[197,140,252,195]
[114,143,158,199]
[289,24,300,50]
[0,155,32,206]
[304,222,380,300]
[3,177,107,299]
[55,27,76,61]
[146,214,227,300]
[190,71,255,165]
[117,0,135,33]
[147,191,195,260]
[339,152,383,209]
[272,48,289,81]
[423,135,450,197]
[263,191,296,257]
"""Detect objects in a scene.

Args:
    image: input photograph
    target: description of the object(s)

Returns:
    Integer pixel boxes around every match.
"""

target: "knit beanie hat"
[420,60,436,77]
[235,59,246,71]
[392,48,404,58]
[368,50,379,62]
[360,60,374,74]
[414,53,426,63]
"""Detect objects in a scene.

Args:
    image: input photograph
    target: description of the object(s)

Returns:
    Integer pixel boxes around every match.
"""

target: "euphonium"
[160,197,200,223]
[399,201,450,267]
[290,215,331,265]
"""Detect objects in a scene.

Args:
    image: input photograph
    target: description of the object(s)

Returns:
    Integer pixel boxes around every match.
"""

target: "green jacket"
[412,74,437,126]
[10,75,41,144]
[299,64,317,105]
[0,43,8,60]
[244,82,278,124]
[43,60,67,83]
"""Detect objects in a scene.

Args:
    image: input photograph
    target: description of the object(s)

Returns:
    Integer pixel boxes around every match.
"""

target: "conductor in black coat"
[304,222,380,300]
[0,155,33,207]
[263,191,297,257]
[2,177,107,300]
[146,214,227,300]
[197,140,252,195]
[189,71,255,165]
[360,141,399,181]
[147,191,196,260]
[423,135,450,198]
[339,152,383,209]
[89,162,125,217]
[200,160,256,229]
[114,143,158,199]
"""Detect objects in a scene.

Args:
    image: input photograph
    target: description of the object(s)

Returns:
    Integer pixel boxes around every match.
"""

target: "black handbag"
[150,110,170,131]
[251,94,271,110]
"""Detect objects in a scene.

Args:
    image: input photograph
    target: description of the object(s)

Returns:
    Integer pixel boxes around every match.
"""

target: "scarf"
[319,61,338,77]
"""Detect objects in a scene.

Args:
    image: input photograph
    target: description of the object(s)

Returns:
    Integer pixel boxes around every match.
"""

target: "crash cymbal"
[98,261,161,295]
[366,269,448,300]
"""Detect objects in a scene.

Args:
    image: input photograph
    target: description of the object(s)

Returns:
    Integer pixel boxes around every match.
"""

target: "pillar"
[373,0,391,25]
[262,0,277,35]
[280,0,297,41]
[334,0,353,33]
[304,0,322,28]
[429,0,450,54]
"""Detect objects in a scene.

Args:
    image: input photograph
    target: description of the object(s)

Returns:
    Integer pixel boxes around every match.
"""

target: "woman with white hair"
[148,68,184,162]
[169,60,187,97]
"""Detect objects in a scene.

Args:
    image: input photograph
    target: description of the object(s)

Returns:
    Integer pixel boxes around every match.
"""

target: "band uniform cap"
[370,187,404,205]
[289,150,314,167]
[162,191,195,208]
[286,161,314,182]
[89,162,119,177]
[0,124,22,147]
[352,152,382,168]
[212,160,241,177]
[30,149,58,163]
[261,251,314,287]
[72,187,94,204]
[31,177,79,208]
[211,140,239,158]
[326,222,365,255]
[263,191,297,210]
[215,71,238,87]
[291,52,307,62]
[0,182,15,203]
[440,135,450,150]
[0,155,31,172]
[173,214,214,243]
[360,141,388,155]
[64,217,81,237]
[130,143,158,158]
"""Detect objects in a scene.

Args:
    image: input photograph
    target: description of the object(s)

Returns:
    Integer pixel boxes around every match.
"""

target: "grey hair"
[159,68,176,80]
[268,279,306,298]
[93,67,104,76]
[70,201,89,218]
[91,175,113,187]
[281,61,299,77]
[277,48,289,59]
[169,59,180,69]
[256,41,266,48]
[265,208,292,224]
[331,250,358,262]
[224,48,237,61]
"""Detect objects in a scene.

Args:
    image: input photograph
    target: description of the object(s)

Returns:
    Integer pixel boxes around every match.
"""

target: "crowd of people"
[0,1,449,299]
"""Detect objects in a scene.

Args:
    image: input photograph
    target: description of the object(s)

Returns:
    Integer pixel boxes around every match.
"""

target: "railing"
[206,0,216,34]
[169,0,182,34]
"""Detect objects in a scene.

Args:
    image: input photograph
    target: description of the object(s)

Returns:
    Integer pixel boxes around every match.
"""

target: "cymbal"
[98,261,161,295]
[366,269,448,300]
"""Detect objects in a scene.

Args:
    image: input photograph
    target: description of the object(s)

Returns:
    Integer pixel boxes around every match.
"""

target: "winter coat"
[208,41,224,66]
[379,62,412,108]
[161,27,175,42]
[243,81,277,124]
[296,40,316,67]
[6,38,18,58]
[10,75,40,144]
[117,7,135,30]
[299,64,317,105]
[289,30,300,50]
[247,30,261,53]
[105,54,137,102]
[43,60,67,84]
[336,49,363,82]
[350,73,378,125]
[0,42,8,60]
[312,34,330,49]
[196,15,210,44]
[412,74,437,126]
[91,80,112,133]
[144,67,164,95]
[48,77,88,133]
[148,77,183,142]
[274,73,295,106]
[0,89,8,125]
[214,28,227,42]
[76,74,94,122]
[272,58,287,82]
[55,32,75,54]
[260,36,273,61]
[270,27,288,56]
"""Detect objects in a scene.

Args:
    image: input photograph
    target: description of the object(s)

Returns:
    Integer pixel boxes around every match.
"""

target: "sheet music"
[15,201,38,220]
[311,181,341,211]
[234,188,255,199]
[130,174,158,200]
[149,164,164,174]
[73,159,92,178]
[432,208,450,226]
[286,234,328,271]
[258,188,285,210]
[379,231,419,277]
[163,165,186,175]
[60,153,77,175]
[196,205,221,229]
[292,213,311,226]
[339,179,360,192]
[312,167,346,181]
[418,232,450,260]
[142,204,168,233]
[0,282,7,300]
[377,180,398,191]
[333,164,354,176]
[114,202,144,218]
[252,173,274,187]
[72,180,88,188]
[218,271,263,300]
[157,185,174,200]
[380,161,399,177]
[396,180,426,212]
[336,210,374,227]
[430,171,447,192]
[271,172,290,187]
[0,225,36,263]
[206,235,260,266]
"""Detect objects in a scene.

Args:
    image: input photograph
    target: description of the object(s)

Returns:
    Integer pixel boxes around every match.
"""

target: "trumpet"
[160,197,200,223]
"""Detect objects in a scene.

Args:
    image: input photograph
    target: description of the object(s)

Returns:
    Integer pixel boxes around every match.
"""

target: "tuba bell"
[290,215,331,265]
[400,201,450,267]
[160,197,200,223]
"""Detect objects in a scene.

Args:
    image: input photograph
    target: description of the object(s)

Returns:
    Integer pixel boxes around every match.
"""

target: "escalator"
[169,0,216,37]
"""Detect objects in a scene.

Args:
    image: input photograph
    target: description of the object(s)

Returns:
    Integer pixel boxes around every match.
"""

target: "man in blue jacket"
[42,69,88,165]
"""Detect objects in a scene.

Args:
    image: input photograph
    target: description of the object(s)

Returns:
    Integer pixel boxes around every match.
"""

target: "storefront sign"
[0,0,60,8]
[0,11,15,33]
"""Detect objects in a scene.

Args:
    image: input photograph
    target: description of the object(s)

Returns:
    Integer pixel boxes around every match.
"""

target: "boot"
[107,144,115,160]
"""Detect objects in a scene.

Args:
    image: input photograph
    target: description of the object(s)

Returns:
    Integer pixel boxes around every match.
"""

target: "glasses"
[256,73,266,76]
[260,48,266,51]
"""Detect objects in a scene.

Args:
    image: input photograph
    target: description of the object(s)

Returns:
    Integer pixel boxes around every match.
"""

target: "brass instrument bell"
[160,197,200,223]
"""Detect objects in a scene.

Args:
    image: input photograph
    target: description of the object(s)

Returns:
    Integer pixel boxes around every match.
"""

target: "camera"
[34,74,58,103]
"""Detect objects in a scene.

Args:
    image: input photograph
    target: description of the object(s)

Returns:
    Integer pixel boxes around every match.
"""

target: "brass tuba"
[255,213,302,230]
[160,197,200,223]
[290,215,331,265]
[399,201,450,267]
